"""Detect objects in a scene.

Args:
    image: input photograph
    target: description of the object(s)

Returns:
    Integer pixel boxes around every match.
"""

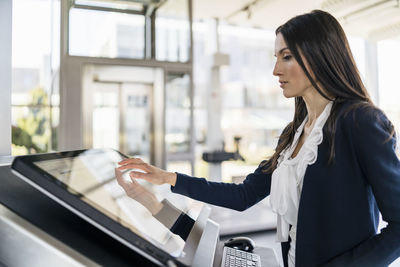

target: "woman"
[116,10,400,267]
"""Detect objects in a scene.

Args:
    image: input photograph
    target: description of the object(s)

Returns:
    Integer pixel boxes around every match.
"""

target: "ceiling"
[192,0,400,40]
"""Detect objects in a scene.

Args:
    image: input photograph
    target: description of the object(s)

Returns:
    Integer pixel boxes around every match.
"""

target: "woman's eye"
[283,55,292,60]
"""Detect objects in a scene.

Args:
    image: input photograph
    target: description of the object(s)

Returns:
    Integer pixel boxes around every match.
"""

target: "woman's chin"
[282,90,294,98]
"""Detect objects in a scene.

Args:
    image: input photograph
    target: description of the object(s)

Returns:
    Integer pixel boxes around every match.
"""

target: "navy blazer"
[171,104,400,267]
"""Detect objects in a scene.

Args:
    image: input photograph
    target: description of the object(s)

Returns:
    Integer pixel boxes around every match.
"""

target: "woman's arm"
[153,199,195,241]
[171,160,273,211]
[115,169,194,240]
[116,158,273,212]
[324,107,400,266]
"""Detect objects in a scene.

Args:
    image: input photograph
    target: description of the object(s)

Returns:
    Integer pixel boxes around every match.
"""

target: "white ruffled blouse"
[269,101,333,265]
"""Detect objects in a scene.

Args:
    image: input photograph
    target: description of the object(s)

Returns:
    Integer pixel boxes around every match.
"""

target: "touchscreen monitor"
[11,149,204,266]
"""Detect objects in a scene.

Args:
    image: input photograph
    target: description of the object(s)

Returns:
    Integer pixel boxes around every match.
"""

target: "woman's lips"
[279,81,288,88]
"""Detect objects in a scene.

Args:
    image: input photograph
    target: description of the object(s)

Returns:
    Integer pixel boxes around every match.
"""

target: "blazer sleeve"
[170,160,273,211]
[325,107,400,266]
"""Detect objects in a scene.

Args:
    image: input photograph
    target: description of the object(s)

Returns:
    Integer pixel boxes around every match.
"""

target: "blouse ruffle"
[270,101,333,242]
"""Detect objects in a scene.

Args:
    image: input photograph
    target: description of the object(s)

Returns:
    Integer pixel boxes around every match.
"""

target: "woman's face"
[273,33,314,98]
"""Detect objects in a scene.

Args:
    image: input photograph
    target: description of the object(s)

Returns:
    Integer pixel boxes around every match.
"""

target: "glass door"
[91,81,153,162]
[92,82,120,151]
[120,83,152,162]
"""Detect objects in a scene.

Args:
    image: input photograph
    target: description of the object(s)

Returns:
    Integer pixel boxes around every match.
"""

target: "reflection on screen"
[33,149,192,256]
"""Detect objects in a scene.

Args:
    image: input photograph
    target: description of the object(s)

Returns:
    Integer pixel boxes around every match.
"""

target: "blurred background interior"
[2,0,400,265]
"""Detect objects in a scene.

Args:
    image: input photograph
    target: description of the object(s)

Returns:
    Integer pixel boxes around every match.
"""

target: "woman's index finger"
[118,157,143,165]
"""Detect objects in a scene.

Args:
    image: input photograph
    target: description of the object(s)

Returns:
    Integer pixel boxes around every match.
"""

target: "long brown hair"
[263,10,394,173]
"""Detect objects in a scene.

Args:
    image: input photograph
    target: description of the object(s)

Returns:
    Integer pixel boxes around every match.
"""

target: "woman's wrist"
[165,172,177,186]
[150,200,164,215]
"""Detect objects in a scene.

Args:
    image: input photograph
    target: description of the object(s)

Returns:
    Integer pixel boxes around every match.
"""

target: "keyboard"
[221,246,261,267]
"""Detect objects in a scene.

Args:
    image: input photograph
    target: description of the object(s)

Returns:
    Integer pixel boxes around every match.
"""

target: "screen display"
[32,149,199,257]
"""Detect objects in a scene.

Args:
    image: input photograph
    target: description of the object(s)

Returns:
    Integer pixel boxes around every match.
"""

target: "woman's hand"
[115,168,163,215]
[116,158,177,186]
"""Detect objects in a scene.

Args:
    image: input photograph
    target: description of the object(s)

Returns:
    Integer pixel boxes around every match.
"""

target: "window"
[156,0,190,62]
[378,38,400,150]
[12,0,60,155]
[193,21,291,173]
[69,8,145,59]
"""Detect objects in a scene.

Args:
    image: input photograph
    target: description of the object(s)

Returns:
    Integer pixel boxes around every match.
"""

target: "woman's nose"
[273,62,281,76]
